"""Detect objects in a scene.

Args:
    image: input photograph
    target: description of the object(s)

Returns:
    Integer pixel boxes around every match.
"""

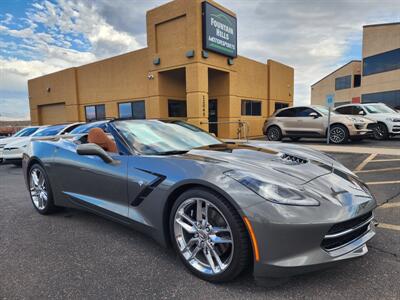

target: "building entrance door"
[208,99,218,136]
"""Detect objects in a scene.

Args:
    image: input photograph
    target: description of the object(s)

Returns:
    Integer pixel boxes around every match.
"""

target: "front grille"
[367,123,377,130]
[355,124,364,130]
[321,211,373,251]
[279,153,308,165]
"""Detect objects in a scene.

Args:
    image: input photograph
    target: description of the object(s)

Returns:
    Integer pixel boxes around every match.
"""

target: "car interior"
[86,128,118,153]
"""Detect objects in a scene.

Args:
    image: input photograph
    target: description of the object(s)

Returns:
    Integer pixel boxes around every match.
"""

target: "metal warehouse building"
[28,0,294,139]
[311,22,400,109]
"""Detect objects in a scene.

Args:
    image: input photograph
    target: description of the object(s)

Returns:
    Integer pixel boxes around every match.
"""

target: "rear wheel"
[329,124,349,144]
[373,123,389,140]
[266,126,282,141]
[170,188,250,282]
[28,164,57,215]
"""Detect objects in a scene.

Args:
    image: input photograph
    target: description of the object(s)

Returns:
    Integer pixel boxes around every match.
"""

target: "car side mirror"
[358,110,365,115]
[309,112,319,118]
[76,143,114,164]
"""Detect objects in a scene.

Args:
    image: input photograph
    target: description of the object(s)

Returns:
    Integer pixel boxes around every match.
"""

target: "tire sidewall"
[266,126,282,141]
[329,125,348,144]
[169,188,248,282]
[28,163,55,215]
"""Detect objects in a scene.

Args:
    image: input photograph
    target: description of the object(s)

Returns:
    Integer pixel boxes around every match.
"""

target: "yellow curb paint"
[378,223,400,232]
[370,158,400,163]
[355,153,377,172]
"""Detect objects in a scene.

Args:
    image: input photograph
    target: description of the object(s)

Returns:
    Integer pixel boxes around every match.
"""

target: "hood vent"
[279,153,308,165]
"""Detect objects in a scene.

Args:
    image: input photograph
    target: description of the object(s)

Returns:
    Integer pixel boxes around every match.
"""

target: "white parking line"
[379,202,400,209]
[355,166,400,174]
[366,180,400,185]
[378,223,400,232]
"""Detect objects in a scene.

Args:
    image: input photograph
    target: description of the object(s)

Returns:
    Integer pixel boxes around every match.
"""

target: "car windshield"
[364,104,397,114]
[32,124,67,137]
[314,106,337,115]
[14,127,39,137]
[70,121,107,134]
[114,120,223,155]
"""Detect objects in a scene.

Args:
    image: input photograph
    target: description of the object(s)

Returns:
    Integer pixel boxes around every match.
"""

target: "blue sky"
[0,0,399,120]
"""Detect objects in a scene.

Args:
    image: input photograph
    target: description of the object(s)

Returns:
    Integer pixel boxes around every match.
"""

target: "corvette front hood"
[186,142,337,185]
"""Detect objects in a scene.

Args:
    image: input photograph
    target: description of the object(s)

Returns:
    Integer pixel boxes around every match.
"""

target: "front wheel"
[329,125,349,144]
[170,188,250,282]
[28,164,57,215]
[373,123,389,140]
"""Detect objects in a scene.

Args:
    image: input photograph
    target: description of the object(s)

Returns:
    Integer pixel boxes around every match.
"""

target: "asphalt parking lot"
[1,148,400,299]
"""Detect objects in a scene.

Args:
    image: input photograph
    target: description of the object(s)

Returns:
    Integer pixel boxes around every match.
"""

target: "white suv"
[335,103,400,140]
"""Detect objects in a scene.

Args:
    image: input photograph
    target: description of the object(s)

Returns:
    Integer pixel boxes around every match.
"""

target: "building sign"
[202,1,237,58]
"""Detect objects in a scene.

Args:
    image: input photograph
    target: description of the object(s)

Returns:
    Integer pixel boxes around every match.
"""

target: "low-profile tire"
[329,124,349,144]
[373,123,389,140]
[289,137,301,142]
[169,188,250,283]
[28,163,57,215]
[266,126,282,141]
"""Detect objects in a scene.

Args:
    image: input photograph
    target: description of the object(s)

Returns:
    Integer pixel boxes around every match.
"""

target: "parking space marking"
[370,158,400,163]
[354,153,377,171]
[378,223,400,232]
[379,202,400,209]
[366,180,400,185]
[355,166,400,174]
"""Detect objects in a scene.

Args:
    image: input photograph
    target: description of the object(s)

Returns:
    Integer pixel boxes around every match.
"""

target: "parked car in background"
[0,126,41,163]
[335,103,400,140]
[2,123,82,165]
[263,105,376,144]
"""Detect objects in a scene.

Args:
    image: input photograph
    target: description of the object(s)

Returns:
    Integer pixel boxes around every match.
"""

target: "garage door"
[39,103,66,125]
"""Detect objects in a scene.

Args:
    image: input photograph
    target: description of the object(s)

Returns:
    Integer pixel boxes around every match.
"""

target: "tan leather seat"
[88,128,118,153]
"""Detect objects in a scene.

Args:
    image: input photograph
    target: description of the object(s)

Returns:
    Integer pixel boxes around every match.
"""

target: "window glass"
[362,90,400,109]
[132,101,146,119]
[70,121,108,134]
[364,103,397,114]
[33,124,67,137]
[352,106,365,115]
[294,107,316,117]
[85,106,96,121]
[241,100,262,116]
[276,108,294,117]
[119,103,132,119]
[335,75,351,90]
[114,120,222,155]
[274,102,289,112]
[14,127,39,137]
[335,106,353,115]
[168,100,187,117]
[353,74,361,87]
[96,105,106,120]
[313,106,337,116]
[363,48,400,76]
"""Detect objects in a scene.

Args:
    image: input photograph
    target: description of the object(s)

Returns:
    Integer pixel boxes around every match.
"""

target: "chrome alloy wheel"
[174,198,234,275]
[29,167,48,210]
[267,127,280,141]
[330,127,346,143]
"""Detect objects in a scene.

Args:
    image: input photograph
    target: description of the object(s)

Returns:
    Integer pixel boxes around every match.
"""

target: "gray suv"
[263,105,376,144]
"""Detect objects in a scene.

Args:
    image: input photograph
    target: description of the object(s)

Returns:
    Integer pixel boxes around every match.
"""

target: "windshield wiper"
[156,150,189,155]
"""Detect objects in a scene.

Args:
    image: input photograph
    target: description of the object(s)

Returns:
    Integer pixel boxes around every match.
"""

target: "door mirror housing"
[358,110,365,115]
[309,112,319,118]
[77,143,114,164]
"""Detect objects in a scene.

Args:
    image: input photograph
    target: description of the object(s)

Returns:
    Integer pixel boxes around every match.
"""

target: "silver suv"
[263,105,376,144]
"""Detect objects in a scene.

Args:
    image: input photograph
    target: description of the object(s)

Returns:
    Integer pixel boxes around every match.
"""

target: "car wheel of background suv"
[266,126,282,141]
[373,123,389,140]
[329,124,349,144]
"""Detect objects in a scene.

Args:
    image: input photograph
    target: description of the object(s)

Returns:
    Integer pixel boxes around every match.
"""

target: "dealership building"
[311,22,400,109]
[28,0,294,138]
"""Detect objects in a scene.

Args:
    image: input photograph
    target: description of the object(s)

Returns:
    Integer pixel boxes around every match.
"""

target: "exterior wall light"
[202,50,209,58]
[47,87,51,93]
[186,50,195,58]
[153,57,160,65]
[227,58,234,65]
[147,73,154,80]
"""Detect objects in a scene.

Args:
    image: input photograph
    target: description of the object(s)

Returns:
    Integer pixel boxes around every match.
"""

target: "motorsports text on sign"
[202,1,237,58]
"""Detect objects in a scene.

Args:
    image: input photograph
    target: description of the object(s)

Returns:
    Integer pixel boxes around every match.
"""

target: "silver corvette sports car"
[22,120,376,283]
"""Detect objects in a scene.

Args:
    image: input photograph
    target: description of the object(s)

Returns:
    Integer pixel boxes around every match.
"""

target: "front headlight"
[225,170,320,206]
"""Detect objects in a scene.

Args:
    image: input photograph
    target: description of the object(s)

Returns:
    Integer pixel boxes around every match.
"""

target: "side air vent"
[279,153,308,165]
